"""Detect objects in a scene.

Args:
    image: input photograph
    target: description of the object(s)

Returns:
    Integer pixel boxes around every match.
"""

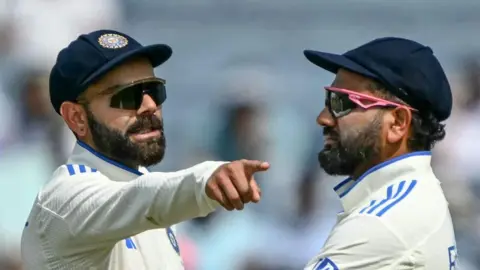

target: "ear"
[60,101,89,138]
[386,107,412,144]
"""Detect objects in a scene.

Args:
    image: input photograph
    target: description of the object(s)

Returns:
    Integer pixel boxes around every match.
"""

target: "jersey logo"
[448,245,457,269]
[314,258,339,270]
[66,164,97,176]
[359,180,417,217]
[125,237,137,249]
[167,227,180,254]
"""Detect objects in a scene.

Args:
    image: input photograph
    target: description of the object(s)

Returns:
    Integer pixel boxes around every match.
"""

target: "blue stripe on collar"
[337,151,431,198]
[77,140,143,176]
[333,177,353,191]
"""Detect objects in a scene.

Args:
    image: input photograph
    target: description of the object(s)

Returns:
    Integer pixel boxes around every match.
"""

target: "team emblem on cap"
[98,33,128,49]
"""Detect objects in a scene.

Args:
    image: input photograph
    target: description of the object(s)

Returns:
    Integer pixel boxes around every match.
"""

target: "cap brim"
[303,50,378,79]
[82,44,172,87]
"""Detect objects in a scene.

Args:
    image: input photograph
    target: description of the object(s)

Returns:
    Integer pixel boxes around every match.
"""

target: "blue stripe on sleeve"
[376,180,417,217]
[66,164,75,176]
[125,238,137,249]
[360,200,376,214]
[366,185,394,214]
[66,164,97,176]
[393,180,406,198]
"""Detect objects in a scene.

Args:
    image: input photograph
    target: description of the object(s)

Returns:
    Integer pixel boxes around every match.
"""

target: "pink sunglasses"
[324,86,416,118]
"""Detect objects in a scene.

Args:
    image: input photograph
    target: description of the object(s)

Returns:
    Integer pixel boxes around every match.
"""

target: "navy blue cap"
[304,37,452,121]
[49,29,172,114]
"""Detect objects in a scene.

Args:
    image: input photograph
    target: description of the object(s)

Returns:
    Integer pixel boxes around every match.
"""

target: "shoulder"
[354,174,449,245]
[38,163,108,205]
[310,215,407,269]
[55,163,99,178]
[63,164,98,176]
[46,163,103,189]
[327,214,404,249]
[357,179,420,218]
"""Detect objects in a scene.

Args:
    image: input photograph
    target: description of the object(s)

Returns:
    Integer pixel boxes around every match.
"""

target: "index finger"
[241,160,270,175]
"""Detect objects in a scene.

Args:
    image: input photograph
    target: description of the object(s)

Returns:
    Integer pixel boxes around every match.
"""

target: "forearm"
[144,161,225,226]
[42,161,225,245]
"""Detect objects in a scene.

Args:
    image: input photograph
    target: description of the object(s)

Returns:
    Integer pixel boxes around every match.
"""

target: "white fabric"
[304,153,458,270]
[21,141,225,270]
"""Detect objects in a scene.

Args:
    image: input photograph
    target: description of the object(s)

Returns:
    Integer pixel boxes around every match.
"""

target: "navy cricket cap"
[304,37,452,121]
[49,29,172,114]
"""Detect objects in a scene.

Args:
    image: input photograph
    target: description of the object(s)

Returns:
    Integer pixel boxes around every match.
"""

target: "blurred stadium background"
[1,0,480,269]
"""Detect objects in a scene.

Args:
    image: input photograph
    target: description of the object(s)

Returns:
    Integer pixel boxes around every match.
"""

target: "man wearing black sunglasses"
[21,30,270,270]
[302,38,457,269]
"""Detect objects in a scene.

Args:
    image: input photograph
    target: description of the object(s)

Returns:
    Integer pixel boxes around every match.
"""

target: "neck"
[351,146,410,180]
[109,156,139,170]
[351,162,374,180]
[79,139,139,170]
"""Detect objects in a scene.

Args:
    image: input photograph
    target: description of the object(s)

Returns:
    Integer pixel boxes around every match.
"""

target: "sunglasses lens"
[328,91,356,117]
[143,81,167,106]
[110,81,166,110]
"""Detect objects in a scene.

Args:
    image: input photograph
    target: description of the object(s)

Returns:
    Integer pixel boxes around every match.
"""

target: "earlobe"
[60,102,88,137]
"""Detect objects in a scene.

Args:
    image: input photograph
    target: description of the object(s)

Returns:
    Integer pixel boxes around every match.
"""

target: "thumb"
[241,160,270,174]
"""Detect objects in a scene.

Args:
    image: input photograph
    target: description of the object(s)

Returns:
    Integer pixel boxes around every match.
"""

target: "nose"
[137,93,158,115]
[317,107,335,127]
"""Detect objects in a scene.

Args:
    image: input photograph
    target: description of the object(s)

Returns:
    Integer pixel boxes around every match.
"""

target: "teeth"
[139,129,154,134]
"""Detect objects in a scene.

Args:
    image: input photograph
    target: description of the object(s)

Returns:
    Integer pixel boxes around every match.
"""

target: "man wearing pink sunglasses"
[302,37,457,270]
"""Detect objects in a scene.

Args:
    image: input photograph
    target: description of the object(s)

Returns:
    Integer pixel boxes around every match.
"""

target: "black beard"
[318,114,382,176]
[86,109,166,168]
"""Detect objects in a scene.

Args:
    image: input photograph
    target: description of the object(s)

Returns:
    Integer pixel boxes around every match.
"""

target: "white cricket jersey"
[21,141,225,270]
[304,151,458,270]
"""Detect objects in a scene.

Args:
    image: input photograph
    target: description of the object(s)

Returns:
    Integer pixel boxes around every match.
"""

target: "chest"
[108,227,184,270]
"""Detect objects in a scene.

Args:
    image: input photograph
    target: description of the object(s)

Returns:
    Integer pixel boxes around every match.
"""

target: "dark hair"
[367,81,446,151]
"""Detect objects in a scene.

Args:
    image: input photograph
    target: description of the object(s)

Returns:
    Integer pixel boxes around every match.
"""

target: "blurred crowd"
[1,1,480,269]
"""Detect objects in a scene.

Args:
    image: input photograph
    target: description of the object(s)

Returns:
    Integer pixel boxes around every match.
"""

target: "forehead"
[331,69,375,92]
[84,57,155,97]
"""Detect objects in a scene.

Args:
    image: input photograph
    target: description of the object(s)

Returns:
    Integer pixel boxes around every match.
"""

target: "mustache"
[323,127,338,139]
[127,116,164,134]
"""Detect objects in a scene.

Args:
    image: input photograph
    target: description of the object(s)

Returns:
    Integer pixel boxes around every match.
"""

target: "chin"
[138,150,165,167]
[133,138,166,167]
[317,149,354,176]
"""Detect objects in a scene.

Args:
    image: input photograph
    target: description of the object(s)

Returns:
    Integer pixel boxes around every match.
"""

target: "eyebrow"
[330,78,341,87]
[101,84,122,95]
[102,77,159,95]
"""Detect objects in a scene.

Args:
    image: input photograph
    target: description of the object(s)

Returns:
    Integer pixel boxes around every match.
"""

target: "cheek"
[337,113,363,135]
[336,122,357,146]
[337,112,379,143]
[107,115,134,134]
[89,100,135,133]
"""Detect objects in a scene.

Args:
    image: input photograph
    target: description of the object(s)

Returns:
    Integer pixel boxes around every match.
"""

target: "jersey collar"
[67,140,149,182]
[333,151,432,212]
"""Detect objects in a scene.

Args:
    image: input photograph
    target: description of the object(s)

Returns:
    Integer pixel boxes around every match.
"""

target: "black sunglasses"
[324,86,416,118]
[109,77,166,110]
[79,77,167,110]
[326,90,357,118]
